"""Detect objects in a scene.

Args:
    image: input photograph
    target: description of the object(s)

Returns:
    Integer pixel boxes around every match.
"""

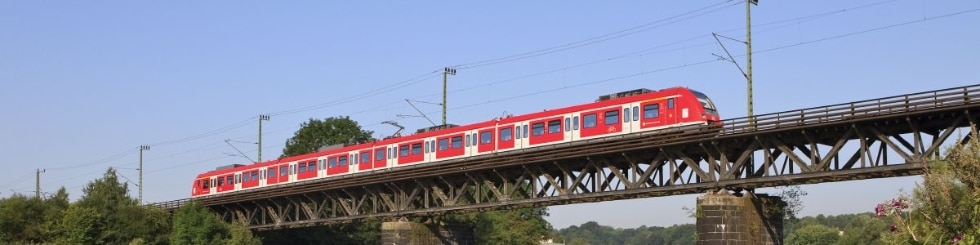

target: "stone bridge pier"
[696,191,785,245]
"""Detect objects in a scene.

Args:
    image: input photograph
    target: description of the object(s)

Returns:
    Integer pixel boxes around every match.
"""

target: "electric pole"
[138,145,150,204]
[747,0,758,123]
[442,67,456,126]
[35,168,44,199]
[258,114,270,163]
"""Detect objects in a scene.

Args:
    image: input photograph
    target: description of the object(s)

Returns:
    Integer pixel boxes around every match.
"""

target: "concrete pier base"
[696,191,784,245]
[381,221,474,245]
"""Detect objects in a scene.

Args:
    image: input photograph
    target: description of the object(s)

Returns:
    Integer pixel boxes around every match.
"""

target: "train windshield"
[691,90,718,114]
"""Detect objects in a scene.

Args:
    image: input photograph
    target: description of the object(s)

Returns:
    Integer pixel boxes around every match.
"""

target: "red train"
[191,87,721,197]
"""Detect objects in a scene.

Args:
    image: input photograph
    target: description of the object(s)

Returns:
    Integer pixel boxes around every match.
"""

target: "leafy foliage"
[785,223,839,245]
[442,208,553,245]
[280,116,374,158]
[874,128,980,244]
[256,222,381,245]
[558,221,695,245]
[171,201,228,245]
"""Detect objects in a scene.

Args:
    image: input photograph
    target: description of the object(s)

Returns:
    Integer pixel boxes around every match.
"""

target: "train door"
[463,130,474,157]
[259,168,266,187]
[387,145,397,167]
[208,177,217,195]
[665,97,678,125]
[423,137,435,163]
[624,103,642,133]
[288,162,296,182]
[515,123,529,149]
[563,113,576,142]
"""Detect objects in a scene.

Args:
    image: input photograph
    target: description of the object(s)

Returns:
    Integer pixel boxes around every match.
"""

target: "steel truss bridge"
[155,84,980,230]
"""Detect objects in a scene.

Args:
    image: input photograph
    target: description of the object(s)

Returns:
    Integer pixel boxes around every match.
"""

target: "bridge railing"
[720,84,980,135]
[148,198,190,211]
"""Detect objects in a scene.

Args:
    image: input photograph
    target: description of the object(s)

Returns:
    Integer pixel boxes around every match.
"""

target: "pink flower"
[952,234,964,243]
[889,223,897,232]
[875,204,886,216]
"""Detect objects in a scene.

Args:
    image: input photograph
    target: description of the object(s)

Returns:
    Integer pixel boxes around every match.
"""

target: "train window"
[299,164,307,173]
[411,143,423,155]
[644,104,660,118]
[290,165,295,175]
[668,98,675,109]
[359,152,369,163]
[430,140,436,152]
[216,178,223,187]
[451,136,463,149]
[400,145,410,157]
[424,141,430,153]
[531,122,544,136]
[547,120,561,134]
[633,106,639,121]
[376,149,385,161]
[307,162,316,171]
[438,138,449,151]
[235,174,241,184]
[339,156,348,167]
[389,147,395,159]
[260,170,265,180]
[328,158,337,168]
[500,128,513,141]
[604,110,619,125]
[465,134,471,147]
[269,168,276,178]
[514,126,521,139]
[351,154,357,165]
[280,166,288,176]
[583,114,597,128]
[573,116,580,130]
[624,108,630,123]
[227,176,234,185]
[565,118,571,132]
[319,159,326,170]
[522,125,529,138]
[251,171,259,181]
[480,131,492,144]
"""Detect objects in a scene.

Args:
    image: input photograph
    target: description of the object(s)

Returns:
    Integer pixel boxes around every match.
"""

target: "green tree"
[838,214,887,245]
[171,201,228,245]
[280,116,374,158]
[785,224,840,245]
[466,208,553,245]
[69,168,170,244]
[225,220,262,245]
[0,194,46,243]
[52,204,101,244]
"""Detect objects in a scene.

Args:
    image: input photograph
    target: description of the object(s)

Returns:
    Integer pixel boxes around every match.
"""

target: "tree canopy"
[280,116,373,158]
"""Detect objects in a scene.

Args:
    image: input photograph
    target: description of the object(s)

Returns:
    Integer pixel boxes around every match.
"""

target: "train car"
[191,86,720,197]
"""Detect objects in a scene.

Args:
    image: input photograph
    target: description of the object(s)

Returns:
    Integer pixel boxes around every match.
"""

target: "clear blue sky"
[1,1,978,229]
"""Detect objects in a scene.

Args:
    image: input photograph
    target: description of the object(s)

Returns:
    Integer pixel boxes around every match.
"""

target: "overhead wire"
[452,0,741,69]
[752,7,980,56]
[267,71,442,116]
